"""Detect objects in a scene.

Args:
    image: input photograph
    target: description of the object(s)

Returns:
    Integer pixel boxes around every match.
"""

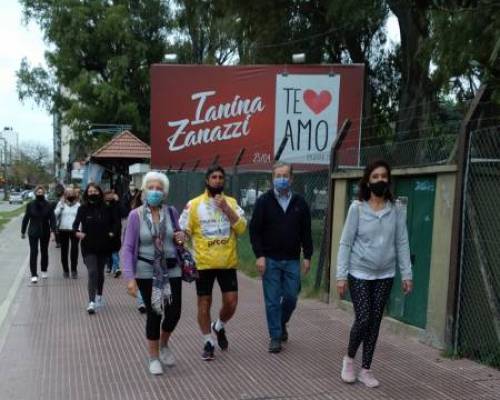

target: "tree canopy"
[17,0,500,152]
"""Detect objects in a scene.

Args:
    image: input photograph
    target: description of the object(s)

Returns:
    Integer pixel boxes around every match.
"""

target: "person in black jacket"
[104,189,122,277]
[73,183,119,315]
[249,162,313,353]
[22,185,56,284]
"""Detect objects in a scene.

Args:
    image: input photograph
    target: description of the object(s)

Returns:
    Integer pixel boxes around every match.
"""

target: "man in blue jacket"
[249,162,313,353]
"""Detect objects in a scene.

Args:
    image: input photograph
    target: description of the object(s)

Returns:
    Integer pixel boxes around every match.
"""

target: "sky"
[0,1,400,155]
[0,0,53,150]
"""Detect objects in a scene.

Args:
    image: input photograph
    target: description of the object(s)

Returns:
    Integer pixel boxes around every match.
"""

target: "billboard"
[150,65,364,170]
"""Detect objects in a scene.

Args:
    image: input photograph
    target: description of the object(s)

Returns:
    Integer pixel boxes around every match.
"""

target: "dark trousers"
[29,235,50,277]
[83,254,107,302]
[347,274,394,369]
[59,230,79,273]
[136,278,182,341]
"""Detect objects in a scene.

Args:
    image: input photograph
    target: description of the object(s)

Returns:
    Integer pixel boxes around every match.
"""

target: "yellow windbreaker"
[179,191,247,270]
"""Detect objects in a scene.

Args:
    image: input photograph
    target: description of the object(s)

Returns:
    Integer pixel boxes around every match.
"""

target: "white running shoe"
[87,302,96,315]
[159,346,176,367]
[341,356,356,383]
[149,359,163,375]
[358,368,380,388]
[30,276,38,284]
[95,295,105,308]
[41,272,48,279]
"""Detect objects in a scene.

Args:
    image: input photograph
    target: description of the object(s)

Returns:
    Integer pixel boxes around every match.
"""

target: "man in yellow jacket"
[179,165,247,361]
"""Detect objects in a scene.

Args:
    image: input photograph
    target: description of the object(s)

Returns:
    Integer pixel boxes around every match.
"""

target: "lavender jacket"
[122,205,180,281]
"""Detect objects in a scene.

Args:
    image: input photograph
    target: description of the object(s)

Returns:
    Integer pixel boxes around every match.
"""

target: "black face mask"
[88,194,101,203]
[36,194,45,201]
[67,196,76,202]
[369,181,389,198]
[206,184,224,196]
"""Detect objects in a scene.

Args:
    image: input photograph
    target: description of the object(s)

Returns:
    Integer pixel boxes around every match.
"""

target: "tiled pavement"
[0,241,499,400]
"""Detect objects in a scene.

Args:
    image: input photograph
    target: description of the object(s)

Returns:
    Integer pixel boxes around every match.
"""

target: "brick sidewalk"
[0,243,498,400]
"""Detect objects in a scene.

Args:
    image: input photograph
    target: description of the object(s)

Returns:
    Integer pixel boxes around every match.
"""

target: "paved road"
[0,201,25,212]
[0,236,498,400]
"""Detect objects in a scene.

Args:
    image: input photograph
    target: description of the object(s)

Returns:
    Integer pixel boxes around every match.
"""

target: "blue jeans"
[111,252,120,273]
[262,258,301,339]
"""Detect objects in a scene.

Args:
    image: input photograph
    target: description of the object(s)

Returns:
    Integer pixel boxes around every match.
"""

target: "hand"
[214,194,229,212]
[173,230,186,245]
[337,280,348,298]
[75,231,86,240]
[127,280,138,297]
[302,259,311,275]
[403,279,413,295]
[21,233,26,239]
[256,257,266,275]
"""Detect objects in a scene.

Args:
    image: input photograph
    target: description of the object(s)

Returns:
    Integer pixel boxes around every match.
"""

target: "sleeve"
[21,203,30,235]
[54,201,62,218]
[122,211,138,281]
[300,200,313,260]
[336,202,360,280]
[249,197,265,258]
[49,208,57,232]
[395,204,413,281]
[73,207,83,232]
[179,201,193,235]
[231,201,247,236]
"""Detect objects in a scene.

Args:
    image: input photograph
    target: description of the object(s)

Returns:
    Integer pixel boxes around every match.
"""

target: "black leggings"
[347,274,393,369]
[136,278,182,341]
[29,235,50,277]
[83,254,107,302]
[59,230,79,273]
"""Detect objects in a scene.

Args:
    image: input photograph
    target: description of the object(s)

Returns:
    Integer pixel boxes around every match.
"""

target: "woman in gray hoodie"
[336,160,413,388]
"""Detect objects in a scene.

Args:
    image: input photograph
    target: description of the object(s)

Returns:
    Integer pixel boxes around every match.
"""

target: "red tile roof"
[91,130,151,159]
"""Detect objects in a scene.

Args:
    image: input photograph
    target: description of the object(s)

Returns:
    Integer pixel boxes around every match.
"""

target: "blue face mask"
[146,190,164,206]
[273,177,290,192]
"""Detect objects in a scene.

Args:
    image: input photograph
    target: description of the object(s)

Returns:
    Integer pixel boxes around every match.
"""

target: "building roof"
[91,130,151,159]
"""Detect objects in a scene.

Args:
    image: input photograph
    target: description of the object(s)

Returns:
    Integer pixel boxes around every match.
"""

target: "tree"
[17,0,171,143]
[9,143,52,187]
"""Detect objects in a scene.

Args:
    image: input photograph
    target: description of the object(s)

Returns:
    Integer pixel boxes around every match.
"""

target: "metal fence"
[165,166,330,297]
[455,125,500,368]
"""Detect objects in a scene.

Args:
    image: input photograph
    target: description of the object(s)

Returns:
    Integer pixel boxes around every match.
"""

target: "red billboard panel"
[150,65,364,170]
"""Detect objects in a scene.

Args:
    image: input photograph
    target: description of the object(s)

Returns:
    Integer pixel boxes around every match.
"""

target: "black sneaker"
[71,271,78,279]
[63,272,70,279]
[114,269,122,278]
[201,341,215,361]
[138,305,147,314]
[281,324,288,342]
[269,338,282,353]
[211,322,229,350]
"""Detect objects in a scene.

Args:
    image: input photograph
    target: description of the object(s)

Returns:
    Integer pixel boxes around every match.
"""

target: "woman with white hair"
[122,171,186,375]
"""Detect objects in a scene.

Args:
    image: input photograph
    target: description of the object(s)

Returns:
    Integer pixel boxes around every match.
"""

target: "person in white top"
[54,188,81,279]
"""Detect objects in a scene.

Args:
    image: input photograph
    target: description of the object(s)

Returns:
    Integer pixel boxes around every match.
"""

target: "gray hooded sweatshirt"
[336,200,413,281]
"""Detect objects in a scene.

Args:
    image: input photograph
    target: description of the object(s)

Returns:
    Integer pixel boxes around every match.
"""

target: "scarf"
[142,206,171,315]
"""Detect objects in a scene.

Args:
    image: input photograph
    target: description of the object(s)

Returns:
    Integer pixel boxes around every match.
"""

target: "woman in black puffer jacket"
[73,183,120,315]
[21,185,56,284]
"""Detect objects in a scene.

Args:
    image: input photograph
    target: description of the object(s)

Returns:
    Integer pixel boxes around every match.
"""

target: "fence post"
[231,148,245,199]
[315,119,351,292]
[445,85,488,351]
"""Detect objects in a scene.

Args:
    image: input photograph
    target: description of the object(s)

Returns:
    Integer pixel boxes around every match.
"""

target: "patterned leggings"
[347,274,393,369]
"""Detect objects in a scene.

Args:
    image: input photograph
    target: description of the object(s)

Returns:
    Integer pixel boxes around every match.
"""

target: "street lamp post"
[0,137,8,200]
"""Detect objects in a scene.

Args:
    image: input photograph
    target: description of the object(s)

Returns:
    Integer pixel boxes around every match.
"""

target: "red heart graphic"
[303,90,332,115]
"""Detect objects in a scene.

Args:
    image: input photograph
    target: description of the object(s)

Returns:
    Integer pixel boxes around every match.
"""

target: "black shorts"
[196,268,238,297]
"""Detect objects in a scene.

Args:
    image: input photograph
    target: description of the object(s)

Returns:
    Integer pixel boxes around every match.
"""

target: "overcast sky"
[0,1,400,154]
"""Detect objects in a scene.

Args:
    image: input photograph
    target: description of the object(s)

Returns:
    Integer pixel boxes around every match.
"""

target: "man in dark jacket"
[249,162,313,353]
[22,185,57,283]
[120,182,137,219]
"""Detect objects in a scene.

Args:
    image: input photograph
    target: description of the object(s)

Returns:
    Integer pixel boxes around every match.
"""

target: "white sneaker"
[358,368,380,388]
[341,356,356,383]
[87,302,96,315]
[159,346,176,367]
[41,272,48,279]
[30,276,38,284]
[95,296,105,308]
[148,359,163,375]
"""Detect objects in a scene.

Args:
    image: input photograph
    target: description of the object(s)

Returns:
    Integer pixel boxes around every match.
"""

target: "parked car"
[9,192,23,204]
